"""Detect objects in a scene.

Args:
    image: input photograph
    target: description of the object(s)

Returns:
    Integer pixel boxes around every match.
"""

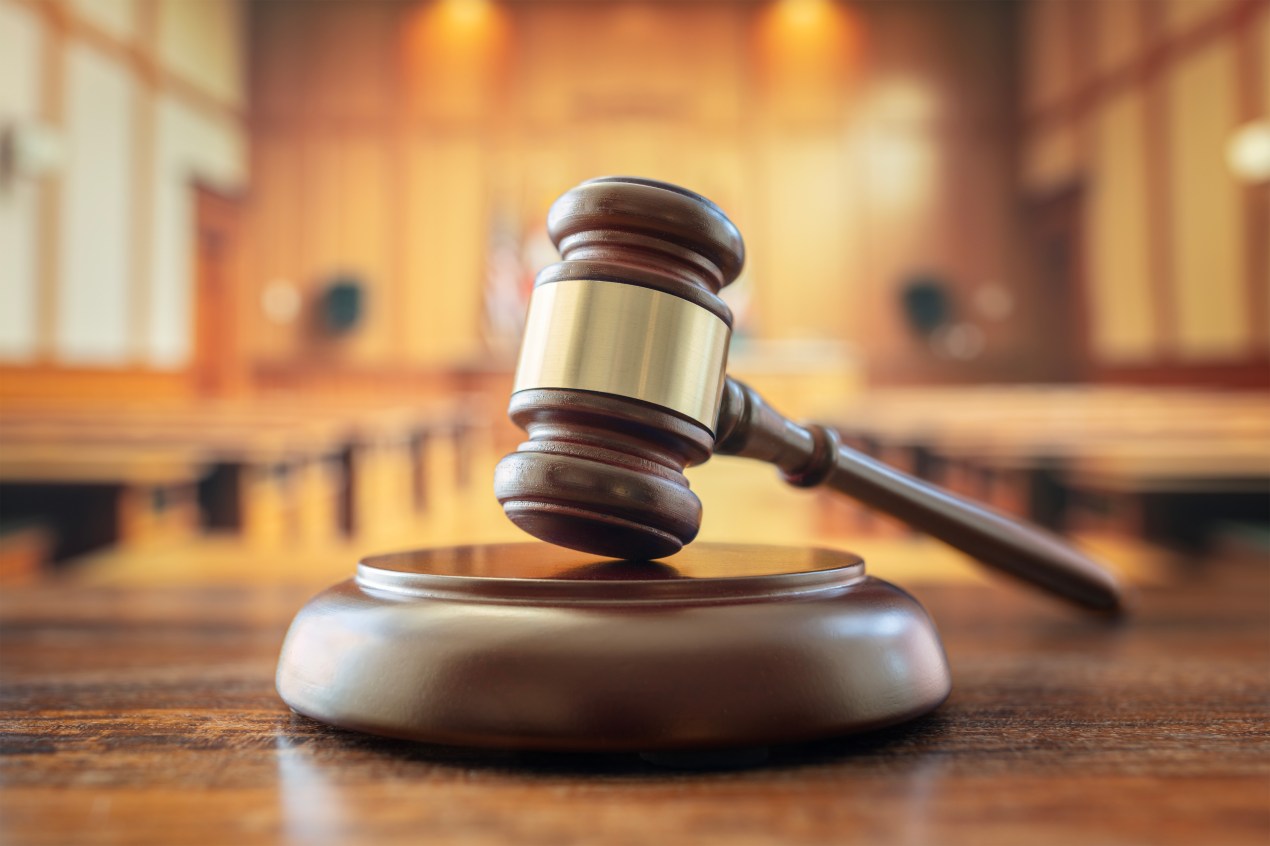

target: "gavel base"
[276,543,951,753]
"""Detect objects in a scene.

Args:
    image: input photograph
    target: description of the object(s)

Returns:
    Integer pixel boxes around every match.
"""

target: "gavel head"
[494,177,745,559]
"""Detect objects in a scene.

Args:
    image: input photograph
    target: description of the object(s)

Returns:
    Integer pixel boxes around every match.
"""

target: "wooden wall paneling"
[757,132,855,346]
[245,131,303,363]
[308,0,395,122]
[67,0,140,43]
[1140,0,1179,369]
[752,0,860,126]
[1093,0,1146,78]
[2,0,247,395]
[125,0,158,364]
[749,0,858,349]
[1237,1,1269,354]
[339,134,394,365]
[0,0,46,361]
[1020,122,1080,194]
[192,187,246,396]
[1023,0,1074,116]
[1021,0,1267,381]
[248,0,307,122]
[1163,0,1238,36]
[154,0,243,110]
[1086,90,1157,363]
[1165,39,1248,360]
[386,1,412,364]
[55,40,138,364]
[403,133,488,366]
[238,0,1104,387]
[1262,3,1270,116]
[400,0,511,125]
[685,4,747,130]
[938,3,1028,378]
[149,94,246,368]
[298,133,347,351]
[1063,0,1096,104]
[33,0,66,364]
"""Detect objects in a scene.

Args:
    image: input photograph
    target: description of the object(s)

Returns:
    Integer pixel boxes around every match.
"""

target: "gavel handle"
[714,378,1125,614]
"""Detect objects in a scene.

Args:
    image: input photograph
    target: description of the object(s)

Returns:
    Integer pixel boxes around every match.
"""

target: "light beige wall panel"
[69,0,139,43]
[297,135,392,363]
[148,95,247,367]
[1166,41,1247,360]
[248,132,302,360]
[572,119,701,189]
[1086,90,1156,362]
[299,135,345,294]
[156,94,246,191]
[511,132,575,221]
[404,137,487,365]
[1023,0,1073,115]
[157,0,243,107]
[0,0,45,360]
[1092,0,1143,78]
[55,43,137,365]
[337,136,393,363]
[756,133,857,344]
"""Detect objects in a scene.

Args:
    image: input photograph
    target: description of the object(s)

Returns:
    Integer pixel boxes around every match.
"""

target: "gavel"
[494,176,1124,614]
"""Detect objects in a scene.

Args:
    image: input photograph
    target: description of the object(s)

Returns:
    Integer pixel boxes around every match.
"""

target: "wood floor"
[1,551,1266,846]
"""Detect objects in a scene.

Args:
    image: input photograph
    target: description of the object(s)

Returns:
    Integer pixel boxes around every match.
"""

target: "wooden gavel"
[495,176,1124,613]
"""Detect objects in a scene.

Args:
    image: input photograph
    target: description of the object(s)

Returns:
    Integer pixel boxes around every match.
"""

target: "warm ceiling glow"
[779,0,832,28]
[756,0,862,93]
[440,0,493,31]
[1227,120,1270,184]
[401,0,510,116]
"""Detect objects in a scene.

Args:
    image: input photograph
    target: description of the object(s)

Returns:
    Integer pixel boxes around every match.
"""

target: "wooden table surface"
[2,555,1267,846]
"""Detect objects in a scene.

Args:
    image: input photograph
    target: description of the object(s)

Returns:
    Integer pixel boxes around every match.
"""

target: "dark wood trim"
[1023,182,1094,381]
[250,362,470,397]
[192,186,247,397]
[1094,360,1270,390]
[1023,0,1268,134]
[1140,0,1177,361]
[1064,0,1091,158]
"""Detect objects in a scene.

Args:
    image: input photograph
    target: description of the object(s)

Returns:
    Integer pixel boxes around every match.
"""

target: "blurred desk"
[1,553,1267,845]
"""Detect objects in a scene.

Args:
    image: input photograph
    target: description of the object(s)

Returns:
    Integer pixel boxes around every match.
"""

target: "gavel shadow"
[278,709,951,779]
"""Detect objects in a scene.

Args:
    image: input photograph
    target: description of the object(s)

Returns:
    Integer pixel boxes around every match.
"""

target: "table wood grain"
[1,558,1267,846]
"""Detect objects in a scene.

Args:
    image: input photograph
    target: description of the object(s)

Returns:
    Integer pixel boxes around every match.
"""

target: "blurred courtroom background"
[0,0,1267,587]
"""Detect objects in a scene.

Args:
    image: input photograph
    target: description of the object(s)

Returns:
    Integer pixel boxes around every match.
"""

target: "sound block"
[276,543,950,752]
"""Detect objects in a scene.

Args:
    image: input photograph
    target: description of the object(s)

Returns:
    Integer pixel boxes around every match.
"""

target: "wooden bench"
[0,396,487,566]
[828,387,1270,549]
